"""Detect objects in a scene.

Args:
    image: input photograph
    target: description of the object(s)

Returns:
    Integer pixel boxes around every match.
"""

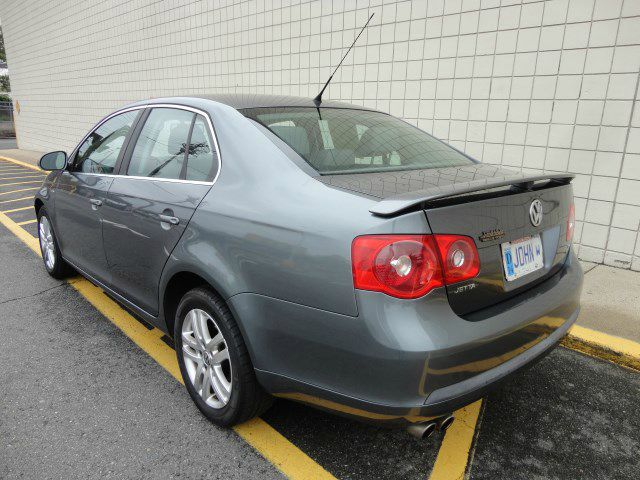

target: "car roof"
[176,94,380,112]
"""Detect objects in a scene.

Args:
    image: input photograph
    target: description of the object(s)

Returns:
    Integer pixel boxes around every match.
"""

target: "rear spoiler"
[369,173,574,217]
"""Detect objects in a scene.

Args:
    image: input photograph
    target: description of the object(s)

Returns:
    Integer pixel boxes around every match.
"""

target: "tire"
[175,287,273,427]
[37,207,74,279]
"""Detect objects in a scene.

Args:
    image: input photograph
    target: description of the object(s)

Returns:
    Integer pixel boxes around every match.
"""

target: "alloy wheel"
[181,308,233,409]
[38,216,56,270]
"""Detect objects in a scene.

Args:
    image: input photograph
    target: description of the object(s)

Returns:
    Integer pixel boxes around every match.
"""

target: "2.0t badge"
[529,199,543,227]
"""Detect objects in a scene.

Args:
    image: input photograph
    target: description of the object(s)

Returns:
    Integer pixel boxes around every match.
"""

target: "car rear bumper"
[421,306,576,416]
[229,248,583,425]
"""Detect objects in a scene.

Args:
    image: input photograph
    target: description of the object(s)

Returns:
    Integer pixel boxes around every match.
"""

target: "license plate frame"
[501,235,544,282]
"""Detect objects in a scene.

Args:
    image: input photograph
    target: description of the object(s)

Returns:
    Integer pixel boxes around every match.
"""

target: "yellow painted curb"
[563,325,640,371]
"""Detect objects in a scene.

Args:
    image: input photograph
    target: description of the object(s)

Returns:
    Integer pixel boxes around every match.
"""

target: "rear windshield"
[241,107,474,175]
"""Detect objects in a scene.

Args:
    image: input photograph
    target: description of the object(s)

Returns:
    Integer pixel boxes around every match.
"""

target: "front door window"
[74,110,138,174]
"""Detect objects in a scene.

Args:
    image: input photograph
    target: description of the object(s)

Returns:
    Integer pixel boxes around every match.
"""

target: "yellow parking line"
[429,400,483,480]
[0,171,44,176]
[17,219,37,226]
[0,180,43,187]
[0,155,42,171]
[563,325,640,371]
[0,176,44,182]
[0,173,33,177]
[0,196,33,204]
[0,187,39,196]
[1,205,33,214]
[0,211,39,250]
[427,326,640,480]
[0,209,335,480]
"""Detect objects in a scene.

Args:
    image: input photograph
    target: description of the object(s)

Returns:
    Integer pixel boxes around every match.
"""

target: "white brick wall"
[1,0,639,270]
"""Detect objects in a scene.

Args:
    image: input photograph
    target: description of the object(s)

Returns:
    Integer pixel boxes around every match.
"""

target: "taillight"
[433,235,480,284]
[352,235,443,299]
[567,203,575,242]
[351,234,480,299]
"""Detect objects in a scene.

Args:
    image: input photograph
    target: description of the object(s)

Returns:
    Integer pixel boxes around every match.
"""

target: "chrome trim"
[66,172,213,186]
[69,105,146,160]
[68,102,222,186]
[529,198,543,227]
[406,422,437,440]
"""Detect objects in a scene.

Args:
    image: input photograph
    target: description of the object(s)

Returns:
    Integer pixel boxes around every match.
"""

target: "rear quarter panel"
[159,98,432,318]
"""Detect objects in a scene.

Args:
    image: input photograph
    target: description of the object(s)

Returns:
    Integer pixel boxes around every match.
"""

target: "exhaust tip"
[438,415,455,433]
[407,422,437,440]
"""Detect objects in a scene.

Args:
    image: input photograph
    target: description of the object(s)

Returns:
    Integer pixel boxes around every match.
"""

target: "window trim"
[71,108,143,175]
[179,114,198,180]
[120,107,196,180]
[68,103,222,186]
[182,114,220,182]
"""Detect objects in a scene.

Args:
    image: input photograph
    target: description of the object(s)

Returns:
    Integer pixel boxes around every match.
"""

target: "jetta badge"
[479,229,505,242]
[529,199,543,227]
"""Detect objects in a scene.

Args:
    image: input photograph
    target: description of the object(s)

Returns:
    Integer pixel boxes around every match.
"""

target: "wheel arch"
[34,197,44,215]
[160,266,261,373]
[161,268,232,340]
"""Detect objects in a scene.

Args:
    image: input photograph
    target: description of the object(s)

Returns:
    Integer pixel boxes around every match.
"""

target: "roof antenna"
[313,12,374,106]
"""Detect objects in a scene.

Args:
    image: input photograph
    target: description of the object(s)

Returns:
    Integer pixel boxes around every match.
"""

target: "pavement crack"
[0,282,66,305]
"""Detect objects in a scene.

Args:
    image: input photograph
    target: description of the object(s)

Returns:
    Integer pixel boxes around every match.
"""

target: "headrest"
[270,125,311,156]
[354,125,398,157]
[167,122,191,156]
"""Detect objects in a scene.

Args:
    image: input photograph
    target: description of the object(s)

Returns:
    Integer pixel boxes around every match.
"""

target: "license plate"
[501,235,544,282]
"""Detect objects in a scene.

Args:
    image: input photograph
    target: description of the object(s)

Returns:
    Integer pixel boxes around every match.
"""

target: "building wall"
[1,0,640,269]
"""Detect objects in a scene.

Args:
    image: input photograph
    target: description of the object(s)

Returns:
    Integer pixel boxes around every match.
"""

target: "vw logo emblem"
[529,199,543,227]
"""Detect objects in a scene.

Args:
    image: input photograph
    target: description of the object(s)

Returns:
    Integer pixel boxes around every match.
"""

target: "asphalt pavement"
[0,223,282,480]
[0,157,639,479]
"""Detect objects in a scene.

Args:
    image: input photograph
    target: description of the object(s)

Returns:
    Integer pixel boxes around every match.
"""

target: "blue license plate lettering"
[505,248,514,276]
[501,235,544,282]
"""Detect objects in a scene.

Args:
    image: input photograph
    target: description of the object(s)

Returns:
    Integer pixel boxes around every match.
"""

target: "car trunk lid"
[337,164,574,316]
[421,183,574,316]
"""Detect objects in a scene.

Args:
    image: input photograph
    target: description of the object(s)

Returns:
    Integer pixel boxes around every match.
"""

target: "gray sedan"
[35,95,582,436]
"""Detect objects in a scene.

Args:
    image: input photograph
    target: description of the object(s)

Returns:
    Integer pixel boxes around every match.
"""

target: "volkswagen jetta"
[34,95,582,432]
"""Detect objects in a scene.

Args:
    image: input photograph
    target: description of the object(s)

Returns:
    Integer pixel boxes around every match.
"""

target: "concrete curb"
[563,325,640,372]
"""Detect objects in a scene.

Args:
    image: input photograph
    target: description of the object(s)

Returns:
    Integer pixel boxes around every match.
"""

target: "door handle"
[159,214,179,226]
[90,198,103,209]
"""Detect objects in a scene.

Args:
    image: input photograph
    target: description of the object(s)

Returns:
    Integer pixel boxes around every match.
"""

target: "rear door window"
[127,108,195,179]
[185,115,218,181]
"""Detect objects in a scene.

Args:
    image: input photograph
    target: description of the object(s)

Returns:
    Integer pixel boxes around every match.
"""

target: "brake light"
[351,234,480,299]
[433,235,480,284]
[567,203,575,242]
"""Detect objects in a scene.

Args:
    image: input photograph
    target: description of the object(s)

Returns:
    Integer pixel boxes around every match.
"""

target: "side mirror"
[39,151,67,171]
